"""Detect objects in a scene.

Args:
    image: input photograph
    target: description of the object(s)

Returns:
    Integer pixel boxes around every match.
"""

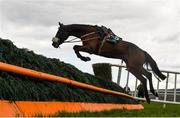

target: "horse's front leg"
[73,45,93,62]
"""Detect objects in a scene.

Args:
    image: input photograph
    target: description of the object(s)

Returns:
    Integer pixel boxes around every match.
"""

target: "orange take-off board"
[0,100,143,117]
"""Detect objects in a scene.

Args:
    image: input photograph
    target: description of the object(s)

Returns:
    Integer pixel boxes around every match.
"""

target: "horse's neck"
[64,24,94,38]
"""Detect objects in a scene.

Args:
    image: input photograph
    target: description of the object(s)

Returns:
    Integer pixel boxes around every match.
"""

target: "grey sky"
[1,0,180,90]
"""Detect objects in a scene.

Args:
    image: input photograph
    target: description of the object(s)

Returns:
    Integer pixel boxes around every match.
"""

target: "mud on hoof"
[81,57,91,62]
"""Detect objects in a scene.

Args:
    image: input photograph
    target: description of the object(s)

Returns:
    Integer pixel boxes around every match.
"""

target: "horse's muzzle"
[52,42,59,48]
[52,37,60,48]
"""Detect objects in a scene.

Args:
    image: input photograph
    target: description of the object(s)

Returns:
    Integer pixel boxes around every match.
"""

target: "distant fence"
[111,63,180,106]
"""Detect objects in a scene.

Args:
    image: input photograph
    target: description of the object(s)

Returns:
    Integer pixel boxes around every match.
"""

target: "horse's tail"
[144,51,166,80]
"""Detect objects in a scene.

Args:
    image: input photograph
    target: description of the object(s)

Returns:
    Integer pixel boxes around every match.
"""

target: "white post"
[156,80,160,100]
[125,71,130,92]
[134,78,138,97]
[117,67,122,85]
[117,60,123,85]
[163,73,169,108]
[174,74,177,102]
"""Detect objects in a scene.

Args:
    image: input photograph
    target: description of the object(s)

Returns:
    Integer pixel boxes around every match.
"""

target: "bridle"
[53,28,113,54]
[64,32,99,43]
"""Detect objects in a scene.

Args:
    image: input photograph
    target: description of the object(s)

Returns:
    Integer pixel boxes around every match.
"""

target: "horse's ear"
[59,22,63,27]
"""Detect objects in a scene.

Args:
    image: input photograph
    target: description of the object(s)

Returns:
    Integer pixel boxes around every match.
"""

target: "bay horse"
[52,22,166,103]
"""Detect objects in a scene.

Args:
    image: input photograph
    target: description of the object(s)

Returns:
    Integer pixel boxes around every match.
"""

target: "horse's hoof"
[85,57,91,61]
[81,57,91,62]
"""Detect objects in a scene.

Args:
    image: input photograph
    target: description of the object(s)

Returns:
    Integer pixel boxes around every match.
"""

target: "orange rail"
[0,100,143,117]
[0,62,134,99]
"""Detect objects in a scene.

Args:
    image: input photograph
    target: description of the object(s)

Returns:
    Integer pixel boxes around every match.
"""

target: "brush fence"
[0,62,143,116]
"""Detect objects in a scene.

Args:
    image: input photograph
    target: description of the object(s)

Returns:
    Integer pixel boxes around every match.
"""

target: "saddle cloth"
[101,26,122,45]
[106,34,122,44]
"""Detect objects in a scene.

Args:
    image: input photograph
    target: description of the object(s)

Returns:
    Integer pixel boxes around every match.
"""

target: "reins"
[64,37,80,43]
[64,32,98,43]
[63,31,107,54]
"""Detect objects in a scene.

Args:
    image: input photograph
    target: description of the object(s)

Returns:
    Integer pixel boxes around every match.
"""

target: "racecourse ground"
[53,102,180,117]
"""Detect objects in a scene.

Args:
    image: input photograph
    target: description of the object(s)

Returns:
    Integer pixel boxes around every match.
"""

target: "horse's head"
[52,22,69,48]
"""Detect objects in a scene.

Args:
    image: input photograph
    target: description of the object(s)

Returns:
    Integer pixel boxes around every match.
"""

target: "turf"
[53,102,180,117]
[0,38,137,104]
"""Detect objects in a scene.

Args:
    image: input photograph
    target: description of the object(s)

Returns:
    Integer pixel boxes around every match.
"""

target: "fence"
[111,63,180,106]
[0,62,144,116]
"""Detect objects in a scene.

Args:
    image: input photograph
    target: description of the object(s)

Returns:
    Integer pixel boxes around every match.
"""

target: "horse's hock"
[92,63,112,81]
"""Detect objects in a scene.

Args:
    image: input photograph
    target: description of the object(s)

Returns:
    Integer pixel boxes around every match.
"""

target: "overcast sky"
[0,0,180,90]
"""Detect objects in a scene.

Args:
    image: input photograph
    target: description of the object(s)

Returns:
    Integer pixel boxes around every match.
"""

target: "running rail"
[111,63,180,106]
[0,62,134,99]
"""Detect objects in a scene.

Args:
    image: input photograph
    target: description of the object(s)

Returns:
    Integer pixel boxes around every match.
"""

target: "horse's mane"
[64,24,98,29]
[63,24,99,36]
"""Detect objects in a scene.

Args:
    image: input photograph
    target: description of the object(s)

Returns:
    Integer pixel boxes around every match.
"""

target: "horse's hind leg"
[128,67,150,104]
[73,45,93,62]
[142,68,158,97]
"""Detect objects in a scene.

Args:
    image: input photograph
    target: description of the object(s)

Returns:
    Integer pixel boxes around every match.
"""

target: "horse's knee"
[86,47,94,54]
[73,45,79,51]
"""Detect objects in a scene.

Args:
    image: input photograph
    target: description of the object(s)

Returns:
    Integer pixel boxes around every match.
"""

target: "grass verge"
[52,102,180,117]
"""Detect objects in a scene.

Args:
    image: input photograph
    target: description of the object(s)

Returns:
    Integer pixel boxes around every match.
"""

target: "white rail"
[110,64,180,105]
[134,97,180,105]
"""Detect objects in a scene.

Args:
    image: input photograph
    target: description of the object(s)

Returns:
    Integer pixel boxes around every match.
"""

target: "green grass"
[52,102,180,117]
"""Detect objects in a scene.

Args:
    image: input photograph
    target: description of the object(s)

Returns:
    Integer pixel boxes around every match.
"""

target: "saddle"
[95,25,123,54]
[100,26,122,45]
